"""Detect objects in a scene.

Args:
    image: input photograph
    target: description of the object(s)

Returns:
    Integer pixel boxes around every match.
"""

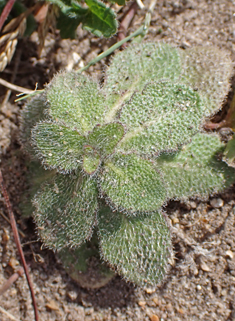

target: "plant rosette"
[21,42,235,287]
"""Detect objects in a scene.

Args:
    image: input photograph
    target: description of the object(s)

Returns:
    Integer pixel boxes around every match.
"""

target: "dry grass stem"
[0,78,33,94]
[0,305,21,321]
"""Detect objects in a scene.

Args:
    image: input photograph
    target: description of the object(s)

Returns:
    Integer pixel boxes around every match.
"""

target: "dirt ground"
[0,0,235,320]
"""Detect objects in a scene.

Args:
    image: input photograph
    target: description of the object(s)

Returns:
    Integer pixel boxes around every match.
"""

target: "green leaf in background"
[223,134,235,168]
[46,0,73,15]
[83,0,118,37]
[57,11,83,38]
[108,0,125,5]
[49,0,118,38]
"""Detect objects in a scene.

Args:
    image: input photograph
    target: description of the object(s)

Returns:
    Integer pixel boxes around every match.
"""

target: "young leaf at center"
[83,145,101,174]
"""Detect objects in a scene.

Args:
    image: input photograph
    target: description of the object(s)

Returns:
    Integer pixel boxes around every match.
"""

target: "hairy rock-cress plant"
[21,42,235,287]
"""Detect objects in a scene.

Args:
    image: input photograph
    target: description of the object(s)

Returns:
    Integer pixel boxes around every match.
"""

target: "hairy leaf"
[117,82,204,155]
[46,72,106,134]
[180,46,233,115]
[88,122,125,157]
[58,233,114,288]
[98,206,172,286]
[32,121,86,172]
[33,173,98,250]
[104,43,182,121]
[99,153,166,214]
[83,145,101,174]
[223,134,235,168]
[20,94,48,156]
[156,133,235,199]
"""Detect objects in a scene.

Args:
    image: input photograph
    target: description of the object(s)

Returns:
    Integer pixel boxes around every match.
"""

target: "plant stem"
[15,8,152,101]
[77,24,146,73]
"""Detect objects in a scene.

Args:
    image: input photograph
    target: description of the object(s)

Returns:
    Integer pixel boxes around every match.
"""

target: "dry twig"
[118,1,139,42]
[34,3,58,57]
[0,266,24,296]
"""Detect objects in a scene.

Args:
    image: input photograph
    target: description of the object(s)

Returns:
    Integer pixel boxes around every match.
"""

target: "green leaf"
[223,134,235,168]
[180,46,233,115]
[117,82,204,155]
[98,206,172,286]
[88,122,125,157]
[32,121,86,172]
[83,145,101,174]
[57,11,83,38]
[20,94,48,156]
[103,43,182,121]
[33,173,98,250]
[20,161,56,218]
[83,0,118,38]
[46,0,72,15]
[47,0,117,38]
[46,72,106,135]
[109,0,125,5]
[156,133,235,200]
[99,153,166,214]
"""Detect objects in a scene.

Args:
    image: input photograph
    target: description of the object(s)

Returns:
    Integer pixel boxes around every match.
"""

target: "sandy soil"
[0,1,235,320]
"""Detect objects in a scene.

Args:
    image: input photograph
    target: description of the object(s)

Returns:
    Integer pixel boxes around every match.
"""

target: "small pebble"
[210,198,224,208]
[221,289,227,296]
[190,201,197,209]
[178,308,185,314]
[152,297,159,306]
[172,217,179,224]
[225,250,234,259]
[1,228,10,243]
[8,257,19,269]
[67,290,78,301]
[138,300,146,307]
[150,315,159,321]
[85,307,94,315]
[196,284,202,290]
[46,300,60,311]
[200,261,210,272]
[145,287,156,294]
